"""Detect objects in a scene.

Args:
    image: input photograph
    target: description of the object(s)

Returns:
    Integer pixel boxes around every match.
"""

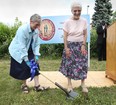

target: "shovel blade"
[66,90,78,100]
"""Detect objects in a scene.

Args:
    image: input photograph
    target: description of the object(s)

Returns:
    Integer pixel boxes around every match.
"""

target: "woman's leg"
[22,80,27,86]
[81,79,88,93]
[67,77,73,91]
[33,75,49,91]
[21,80,29,93]
[34,76,39,86]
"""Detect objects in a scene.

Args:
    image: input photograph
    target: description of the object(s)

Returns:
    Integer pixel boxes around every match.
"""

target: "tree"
[92,0,113,27]
[111,11,116,23]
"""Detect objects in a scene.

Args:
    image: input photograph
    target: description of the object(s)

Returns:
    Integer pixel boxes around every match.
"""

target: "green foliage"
[0,40,10,57]
[111,11,116,24]
[90,28,97,58]
[40,44,64,59]
[92,0,113,27]
[0,18,22,57]
[0,23,10,44]
[0,23,11,57]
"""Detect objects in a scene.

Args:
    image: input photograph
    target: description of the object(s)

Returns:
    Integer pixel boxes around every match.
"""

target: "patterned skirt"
[59,42,88,80]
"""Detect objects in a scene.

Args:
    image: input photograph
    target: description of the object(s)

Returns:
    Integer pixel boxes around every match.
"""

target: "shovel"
[30,60,78,99]
[40,72,78,100]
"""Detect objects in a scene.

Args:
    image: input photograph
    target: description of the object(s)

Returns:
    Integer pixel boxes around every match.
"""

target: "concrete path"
[27,71,116,88]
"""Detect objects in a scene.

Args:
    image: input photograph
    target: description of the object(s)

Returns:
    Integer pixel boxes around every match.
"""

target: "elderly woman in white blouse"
[59,1,88,93]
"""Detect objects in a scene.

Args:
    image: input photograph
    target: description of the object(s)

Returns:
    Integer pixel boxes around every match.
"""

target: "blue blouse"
[9,23,40,63]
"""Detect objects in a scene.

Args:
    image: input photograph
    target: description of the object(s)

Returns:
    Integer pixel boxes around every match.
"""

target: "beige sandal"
[67,87,73,92]
[81,85,88,93]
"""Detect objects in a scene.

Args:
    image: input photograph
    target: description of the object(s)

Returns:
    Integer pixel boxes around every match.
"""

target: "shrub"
[40,44,64,59]
[0,18,22,58]
[90,28,97,58]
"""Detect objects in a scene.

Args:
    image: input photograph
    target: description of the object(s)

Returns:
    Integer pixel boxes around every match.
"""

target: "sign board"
[39,15,90,44]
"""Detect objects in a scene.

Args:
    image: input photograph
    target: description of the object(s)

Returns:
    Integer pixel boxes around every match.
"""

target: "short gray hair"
[71,1,82,10]
[30,14,41,22]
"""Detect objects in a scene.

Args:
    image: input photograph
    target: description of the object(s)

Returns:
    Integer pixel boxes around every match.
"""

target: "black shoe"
[98,58,102,61]
[103,58,106,61]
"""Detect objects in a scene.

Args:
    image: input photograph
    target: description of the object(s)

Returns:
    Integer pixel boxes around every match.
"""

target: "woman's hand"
[81,45,87,56]
[65,48,71,58]
[26,60,31,68]
[34,55,39,64]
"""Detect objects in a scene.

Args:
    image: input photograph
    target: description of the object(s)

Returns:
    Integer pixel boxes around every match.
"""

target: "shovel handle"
[55,82,69,96]
[40,72,69,96]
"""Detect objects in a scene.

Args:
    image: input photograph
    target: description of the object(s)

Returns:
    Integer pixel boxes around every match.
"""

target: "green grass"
[37,58,106,71]
[0,57,106,71]
[0,58,116,105]
[39,58,61,71]
[90,58,106,71]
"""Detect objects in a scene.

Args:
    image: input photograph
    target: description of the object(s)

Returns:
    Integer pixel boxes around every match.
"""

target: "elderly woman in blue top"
[9,14,48,93]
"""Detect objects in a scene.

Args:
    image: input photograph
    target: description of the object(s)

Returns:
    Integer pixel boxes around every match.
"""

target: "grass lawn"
[0,58,116,105]
[40,57,106,71]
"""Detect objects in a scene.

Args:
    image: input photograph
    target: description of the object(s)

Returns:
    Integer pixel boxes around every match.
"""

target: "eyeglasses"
[73,10,81,12]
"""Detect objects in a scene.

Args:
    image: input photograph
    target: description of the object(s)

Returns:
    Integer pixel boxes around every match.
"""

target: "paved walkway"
[27,71,116,88]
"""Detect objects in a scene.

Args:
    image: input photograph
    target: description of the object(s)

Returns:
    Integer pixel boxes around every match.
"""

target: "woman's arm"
[64,30,68,50]
[83,29,87,45]
[81,29,87,55]
[63,30,71,58]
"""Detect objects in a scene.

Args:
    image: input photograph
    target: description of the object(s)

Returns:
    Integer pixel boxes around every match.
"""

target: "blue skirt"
[10,47,40,80]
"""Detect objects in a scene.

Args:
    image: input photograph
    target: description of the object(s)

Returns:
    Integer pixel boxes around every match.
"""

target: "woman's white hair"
[71,1,82,10]
[30,14,41,22]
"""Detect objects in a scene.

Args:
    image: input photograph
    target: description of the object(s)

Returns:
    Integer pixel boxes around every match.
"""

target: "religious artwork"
[39,19,55,41]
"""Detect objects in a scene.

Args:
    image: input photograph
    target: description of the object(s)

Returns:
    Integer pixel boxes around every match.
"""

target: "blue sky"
[0,0,115,25]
